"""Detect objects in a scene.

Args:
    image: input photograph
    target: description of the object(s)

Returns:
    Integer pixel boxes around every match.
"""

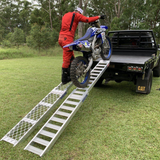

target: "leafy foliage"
[26,23,58,52]
[12,28,25,48]
[0,0,160,49]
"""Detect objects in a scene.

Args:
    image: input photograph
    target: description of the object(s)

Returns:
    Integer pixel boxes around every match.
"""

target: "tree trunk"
[115,0,121,18]
[78,0,89,38]
[49,0,53,31]
[78,0,83,38]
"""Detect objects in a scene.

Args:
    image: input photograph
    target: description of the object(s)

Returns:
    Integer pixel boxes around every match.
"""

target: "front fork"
[82,52,93,74]
[83,34,103,74]
[84,57,93,73]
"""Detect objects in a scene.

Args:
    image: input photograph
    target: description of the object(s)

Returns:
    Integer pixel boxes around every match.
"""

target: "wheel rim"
[76,60,89,84]
[103,37,112,59]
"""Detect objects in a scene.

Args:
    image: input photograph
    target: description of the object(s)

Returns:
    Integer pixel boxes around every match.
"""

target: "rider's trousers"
[58,34,75,68]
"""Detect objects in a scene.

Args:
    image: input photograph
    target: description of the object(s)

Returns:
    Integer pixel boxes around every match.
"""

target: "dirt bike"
[63,19,112,88]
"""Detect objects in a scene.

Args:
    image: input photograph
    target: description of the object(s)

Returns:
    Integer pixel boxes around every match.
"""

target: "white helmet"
[75,7,83,14]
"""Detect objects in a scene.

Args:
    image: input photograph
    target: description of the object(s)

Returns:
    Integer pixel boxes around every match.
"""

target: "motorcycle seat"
[76,28,93,41]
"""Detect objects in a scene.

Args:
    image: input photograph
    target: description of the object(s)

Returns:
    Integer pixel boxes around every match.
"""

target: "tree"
[0,0,160,46]
[30,8,45,26]
[77,0,89,38]
[88,0,116,29]
[12,27,25,48]
[26,24,44,52]
[26,23,58,52]
[0,0,32,41]
[33,0,73,31]
[18,0,32,36]
[0,18,5,42]
[114,0,121,18]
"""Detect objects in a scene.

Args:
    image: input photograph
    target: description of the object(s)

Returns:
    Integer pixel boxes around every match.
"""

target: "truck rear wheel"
[153,60,160,77]
[146,69,153,94]
[136,69,152,94]
[94,77,104,87]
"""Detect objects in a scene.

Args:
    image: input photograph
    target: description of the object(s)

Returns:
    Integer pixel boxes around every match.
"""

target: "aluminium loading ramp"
[1,82,73,146]
[24,60,110,157]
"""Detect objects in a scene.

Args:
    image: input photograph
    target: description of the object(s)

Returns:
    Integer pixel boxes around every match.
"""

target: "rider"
[58,7,105,84]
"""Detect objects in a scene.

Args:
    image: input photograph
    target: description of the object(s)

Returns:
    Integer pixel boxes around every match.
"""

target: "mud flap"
[136,69,152,94]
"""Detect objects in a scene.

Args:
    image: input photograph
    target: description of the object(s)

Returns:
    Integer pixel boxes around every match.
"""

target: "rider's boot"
[62,68,71,84]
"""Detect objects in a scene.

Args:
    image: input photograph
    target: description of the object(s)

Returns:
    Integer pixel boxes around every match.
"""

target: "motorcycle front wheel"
[70,56,90,88]
[100,36,112,60]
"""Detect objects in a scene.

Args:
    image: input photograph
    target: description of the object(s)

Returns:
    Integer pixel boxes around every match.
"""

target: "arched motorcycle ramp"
[24,60,110,157]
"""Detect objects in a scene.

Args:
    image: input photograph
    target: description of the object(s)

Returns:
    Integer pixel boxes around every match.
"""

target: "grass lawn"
[0,55,160,160]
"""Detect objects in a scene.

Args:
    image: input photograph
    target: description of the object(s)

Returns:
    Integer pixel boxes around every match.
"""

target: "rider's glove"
[100,15,106,19]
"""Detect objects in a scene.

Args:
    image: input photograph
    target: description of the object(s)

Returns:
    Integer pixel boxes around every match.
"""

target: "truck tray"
[110,55,152,64]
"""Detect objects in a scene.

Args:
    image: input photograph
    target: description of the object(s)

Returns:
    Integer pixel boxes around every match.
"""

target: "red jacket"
[59,11,99,38]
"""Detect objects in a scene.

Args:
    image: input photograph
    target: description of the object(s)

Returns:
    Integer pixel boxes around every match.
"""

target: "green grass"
[0,55,160,160]
[0,46,62,59]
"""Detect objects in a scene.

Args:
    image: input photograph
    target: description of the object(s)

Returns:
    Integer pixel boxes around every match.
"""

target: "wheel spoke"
[70,56,90,88]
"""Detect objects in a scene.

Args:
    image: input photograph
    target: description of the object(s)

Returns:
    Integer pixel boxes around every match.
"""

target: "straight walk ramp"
[1,82,72,146]
[24,60,110,157]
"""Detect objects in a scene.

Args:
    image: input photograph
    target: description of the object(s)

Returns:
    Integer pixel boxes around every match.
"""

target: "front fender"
[63,42,78,48]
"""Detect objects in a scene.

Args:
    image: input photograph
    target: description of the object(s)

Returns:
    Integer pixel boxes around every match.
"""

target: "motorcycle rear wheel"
[70,56,90,88]
[100,36,112,60]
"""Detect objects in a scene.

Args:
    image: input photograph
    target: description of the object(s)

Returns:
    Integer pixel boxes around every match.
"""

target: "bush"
[12,28,25,48]
[1,40,12,48]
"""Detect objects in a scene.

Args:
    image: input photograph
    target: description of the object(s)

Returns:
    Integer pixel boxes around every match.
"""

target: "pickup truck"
[93,30,160,94]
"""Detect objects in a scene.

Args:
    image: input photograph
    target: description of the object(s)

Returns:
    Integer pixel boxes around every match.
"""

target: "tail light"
[76,43,83,50]
[127,66,143,72]
[77,43,83,48]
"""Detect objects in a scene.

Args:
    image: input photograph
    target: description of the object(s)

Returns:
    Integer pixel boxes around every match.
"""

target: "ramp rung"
[94,67,103,70]
[97,64,106,66]
[90,73,99,76]
[25,145,43,156]
[56,111,70,117]
[60,105,75,111]
[87,84,92,87]
[39,102,52,107]
[69,94,83,100]
[64,100,79,106]
[92,70,100,73]
[40,130,55,138]
[74,91,86,95]
[33,137,50,146]
[51,117,66,123]
[46,123,61,130]
[89,80,94,83]
[2,136,17,145]
[23,118,37,124]
[51,90,65,95]
[78,88,87,90]
[90,76,96,79]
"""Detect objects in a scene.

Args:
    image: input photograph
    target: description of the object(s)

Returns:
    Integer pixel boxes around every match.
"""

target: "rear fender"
[63,42,78,48]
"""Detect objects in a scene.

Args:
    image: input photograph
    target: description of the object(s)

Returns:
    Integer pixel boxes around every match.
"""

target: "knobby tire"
[70,56,90,88]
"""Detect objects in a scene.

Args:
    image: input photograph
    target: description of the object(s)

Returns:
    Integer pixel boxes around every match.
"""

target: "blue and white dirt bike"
[63,19,112,88]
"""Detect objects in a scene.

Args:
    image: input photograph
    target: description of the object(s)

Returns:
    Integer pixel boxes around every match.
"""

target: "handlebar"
[89,20,100,28]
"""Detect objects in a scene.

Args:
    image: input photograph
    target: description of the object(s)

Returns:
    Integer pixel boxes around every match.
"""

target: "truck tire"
[94,77,104,87]
[115,80,122,83]
[153,60,160,77]
[145,69,153,94]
